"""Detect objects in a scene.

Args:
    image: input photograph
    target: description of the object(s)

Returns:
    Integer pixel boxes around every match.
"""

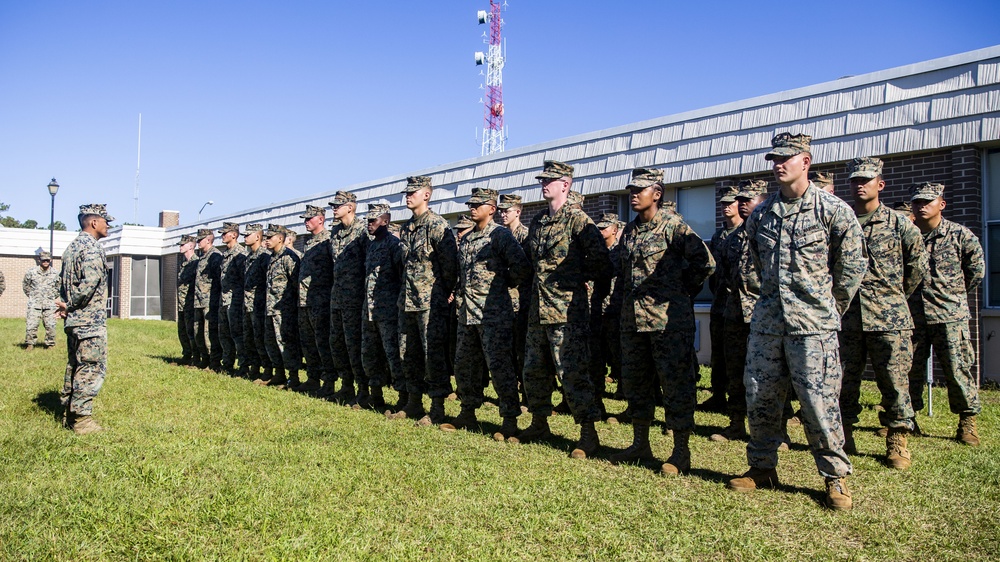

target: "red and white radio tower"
[475,1,507,156]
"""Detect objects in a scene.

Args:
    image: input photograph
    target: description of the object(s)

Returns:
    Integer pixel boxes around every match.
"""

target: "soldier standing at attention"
[837,157,926,469]
[362,203,403,413]
[285,230,302,258]
[702,185,742,413]
[727,133,866,512]
[589,212,624,420]
[296,205,333,395]
[22,251,60,349]
[907,182,985,446]
[328,191,369,406]
[193,228,223,371]
[217,222,248,375]
[56,204,114,435]
[810,171,836,195]
[257,225,301,388]
[509,160,612,460]
[440,188,530,439]
[498,193,531,385]
[387,176,459,424]
[711,180,769,443]
[610,168,715,473]
[241,224,272,381]
[175,235,198,365]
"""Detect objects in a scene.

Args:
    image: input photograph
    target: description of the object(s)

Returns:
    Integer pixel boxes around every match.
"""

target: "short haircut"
[78,213,100,229]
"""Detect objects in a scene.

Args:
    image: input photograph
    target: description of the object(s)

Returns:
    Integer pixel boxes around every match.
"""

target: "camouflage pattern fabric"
[25,307,58,346]
[193,246,223,367]
[219,244,247,307]
[907,218,984,326]
[219,244,247,368]
[265,247,301,371]
[506,222,530,313]
[59,231,109,416]
[589,242,623,398]
[708,224,738,398]
[908,321,981,415]
[265,310,300,372]
[176,256,198,359]
[300,229,332,308]
[176,310,193,360]
[397,209,458,312]
[298,229,333,383]
[23,265,60,345]
[523,321,598,424]
[721,223,760,324]
[242,247,271,370]
[455,323,521,418]
[745,332,852,478]
[620,329,697,429]
[0,270,5,296]
[329,218,368,388]
[363,233,403,390]
[839,326,915,429]
[398,307,453,397]
[723,320,751,416]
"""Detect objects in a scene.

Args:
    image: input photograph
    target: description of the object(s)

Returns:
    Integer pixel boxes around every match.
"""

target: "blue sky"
[2,0,998,228]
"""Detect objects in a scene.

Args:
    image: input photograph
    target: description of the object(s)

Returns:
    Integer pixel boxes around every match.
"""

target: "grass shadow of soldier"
[32,390,64,424]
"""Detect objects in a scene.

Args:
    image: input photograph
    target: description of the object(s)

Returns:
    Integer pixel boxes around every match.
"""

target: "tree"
[22,219,38,229]
[48,221,67,231]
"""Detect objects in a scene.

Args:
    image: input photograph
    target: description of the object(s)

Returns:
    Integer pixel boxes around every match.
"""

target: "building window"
[130,256,161,318]
[986,150,1000,307]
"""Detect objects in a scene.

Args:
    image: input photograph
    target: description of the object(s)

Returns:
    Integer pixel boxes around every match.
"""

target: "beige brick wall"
[117,256,132,319]
[0,255,61,319]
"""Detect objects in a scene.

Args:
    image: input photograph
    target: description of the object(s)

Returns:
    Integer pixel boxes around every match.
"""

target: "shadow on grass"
[32,390,64,424]
[148,354,188,366]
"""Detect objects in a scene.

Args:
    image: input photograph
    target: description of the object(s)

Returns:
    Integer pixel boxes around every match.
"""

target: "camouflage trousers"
[362,313,404,391]
[455,322,521,419]
[265,308,300,372]
[709,313,728,397]
[61,326,107,416]
[398,306,453,398]
[218,302,246,369]
[25,307,57,346]
[245,308,271,370]
[512,305,529,395]
[330,304,365,389]
[299,302,333,383]
[838,328,915,430]
[724,319,751,416]
[745,331,851,479]
[177,310,193,360]
[523,321,600,424]
[620,328,697,431]
[588,311,621,403]
[184,308,199,363]
[908,321,981,416]
[193,307,222,367]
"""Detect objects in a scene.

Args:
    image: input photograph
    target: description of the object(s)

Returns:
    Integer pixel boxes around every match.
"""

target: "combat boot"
[843,425,858,455]
[333,385,356,406]
[386,391,409,416]
[296,378,321,394]
[509,414,551,444]
[368,386,387,412]
[778,418,792,452]
[886,428,912,469]
[824,477,853,511]
[570,422,600,459]
[699,394,727,413]
[179,355,192,366]
[609,420,654,464]
[661,429,691,475]
[236,365,250,378]
[710,415,748,442]
[25,344,34,351]
[72,415,104,435]
[263,369,287,387]
[552,399,571,416]
[493,417,519,442]
[351,385,371,411]
[284,371,301,390]
[387,393,424,420]
[441,406,478,432]
[416,397,447,427]
[957,414,980,446]
[727,467,780,491]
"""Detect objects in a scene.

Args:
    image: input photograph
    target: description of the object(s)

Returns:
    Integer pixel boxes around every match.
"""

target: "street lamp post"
[47,178,59,257]
[198,200,214,219]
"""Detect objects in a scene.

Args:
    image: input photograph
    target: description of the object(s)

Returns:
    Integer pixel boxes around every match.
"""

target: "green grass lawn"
[1,318,997,560]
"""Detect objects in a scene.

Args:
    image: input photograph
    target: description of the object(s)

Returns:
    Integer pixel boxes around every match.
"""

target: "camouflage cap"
[300,204,326,218]
[910,182,945,202]
[718,185,740,203]
[662,200,677,212]
[497,193,523,209]
[197,228,214,240]
[284,228,297,238]
[328,191,357,207]
[402,176,432,193]
[366,203,391,221]
[177,234,197,246]
[78,203,115,223]
[535,160,574,180]
[765,132,812,160]
[847,157,883,180]
[241,224,263,236]
[736,179,769,199]
[217,221,240,235]
[264,223,286,237]
[466,187,499,205]
[454,214,475,230]
[627,167,665,189]
[567,191,584,206]
[596,212,619,229]
[892,200,912,213]
[809,171,834,187]
[38,251,52,260]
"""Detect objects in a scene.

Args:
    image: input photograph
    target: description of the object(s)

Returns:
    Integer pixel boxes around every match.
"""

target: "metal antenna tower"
[475,1,507,156]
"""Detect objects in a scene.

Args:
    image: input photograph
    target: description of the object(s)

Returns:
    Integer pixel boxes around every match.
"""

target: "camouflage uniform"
[242,226,271,372]
[589,213,623,405]
[218,223,248,370]
[175,236,198,362]
[59,204,113,417]
[906,184,984,416]
[0,270,5,296]
[620,194,715,431]
[363,204,404,392]
[298,205,334,387]
[397,177,460,398]
[265,228,301,372]
[522,171,612,425]
[193,230,223,369]
[744,146,867,479]
[839,159,927,431]
[707,186,741,402]
[329,193,369,394]
[454,191,531,419]
[498,193,532,384]
[23,256,60,347]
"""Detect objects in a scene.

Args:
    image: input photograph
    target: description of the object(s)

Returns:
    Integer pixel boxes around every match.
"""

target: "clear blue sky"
[2,0,998,228]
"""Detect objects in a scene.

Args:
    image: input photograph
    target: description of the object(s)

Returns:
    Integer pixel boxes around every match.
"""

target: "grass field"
[0,318,997,560]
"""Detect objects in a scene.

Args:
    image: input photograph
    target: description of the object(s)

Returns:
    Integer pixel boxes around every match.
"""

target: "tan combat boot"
[72,415,104,435]
[387,393,425,420]
[886,428,912,469]
[727,467,780,491]
[493,417,519,442]
[825,477,853,511]
[710,415,748,442]
[609,421,654,464]
[508,414,551,444]
[570,422,600,459]
[440,406,478,432]
[661,430,691,475]
[957,414,980,446]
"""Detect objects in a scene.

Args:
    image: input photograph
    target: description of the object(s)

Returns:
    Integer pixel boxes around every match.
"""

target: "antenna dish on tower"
[473,1,508,156]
